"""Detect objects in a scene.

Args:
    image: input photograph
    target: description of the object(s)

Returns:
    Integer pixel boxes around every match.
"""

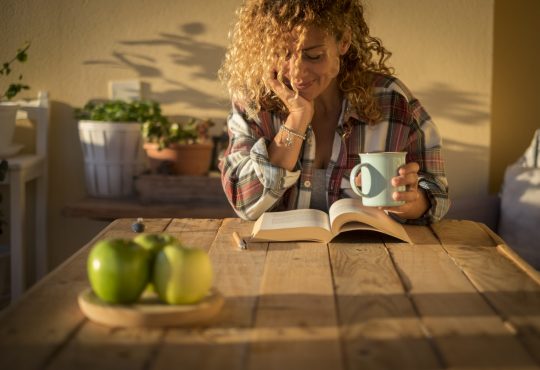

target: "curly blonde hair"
[219,0,393,124]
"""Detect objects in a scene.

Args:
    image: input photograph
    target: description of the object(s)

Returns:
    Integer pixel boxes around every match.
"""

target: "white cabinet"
[0,92,49,301]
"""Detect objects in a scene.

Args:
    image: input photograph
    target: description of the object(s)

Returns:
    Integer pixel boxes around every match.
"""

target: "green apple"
[133,233,179,292]
[87,238,150,304]
[133,233,179,257]
[153,245,213,305]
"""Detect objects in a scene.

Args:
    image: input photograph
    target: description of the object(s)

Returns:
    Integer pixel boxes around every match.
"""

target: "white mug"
[349,152,407,207]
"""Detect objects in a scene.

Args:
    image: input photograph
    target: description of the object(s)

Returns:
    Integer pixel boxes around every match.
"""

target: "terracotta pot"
[143,142,214,176]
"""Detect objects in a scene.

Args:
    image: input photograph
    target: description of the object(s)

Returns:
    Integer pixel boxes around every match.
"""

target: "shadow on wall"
[415,82,490,125]
[49,101,87,201]
[414,82,491,199]
[443,137,488,191]
[413,82,495,227]
[443,137,499,229]
[82,22,229,111]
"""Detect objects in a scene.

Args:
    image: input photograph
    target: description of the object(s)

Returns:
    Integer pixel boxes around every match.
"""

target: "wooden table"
[1,218,539,370]
[62,197,236,221]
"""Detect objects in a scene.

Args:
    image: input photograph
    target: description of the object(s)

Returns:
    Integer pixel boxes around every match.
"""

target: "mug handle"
[349,163,369,197]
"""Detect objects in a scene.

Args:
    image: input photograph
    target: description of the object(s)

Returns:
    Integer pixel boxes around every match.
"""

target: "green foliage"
[74,99,214,149]
[74,99,168,123]
[142,117,214,149]
[142,118,199,149]
[0,42,31,101]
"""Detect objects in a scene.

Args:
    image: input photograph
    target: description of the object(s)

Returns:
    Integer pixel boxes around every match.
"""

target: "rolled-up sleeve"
[372,77,450,224]
[219,106,301,220]
[405,98,450,224]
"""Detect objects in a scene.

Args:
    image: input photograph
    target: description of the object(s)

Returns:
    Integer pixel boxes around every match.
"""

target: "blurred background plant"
[141,117,214,149]
[74,99,167,123]
[1,42,31,101]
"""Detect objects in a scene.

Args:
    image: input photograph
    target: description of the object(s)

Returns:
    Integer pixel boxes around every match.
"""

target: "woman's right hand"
[265,72,314,128]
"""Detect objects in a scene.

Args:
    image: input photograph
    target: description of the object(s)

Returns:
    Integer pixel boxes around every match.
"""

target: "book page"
[328,198,411,243]
[257,209,331,231]
[328,198,382,225]
[251,209,333,242]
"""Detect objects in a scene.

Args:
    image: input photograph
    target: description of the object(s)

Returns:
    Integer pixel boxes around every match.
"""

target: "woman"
[218,0,449,224]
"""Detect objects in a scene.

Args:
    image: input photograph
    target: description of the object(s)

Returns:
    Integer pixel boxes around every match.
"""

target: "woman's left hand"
[381,162,429,219]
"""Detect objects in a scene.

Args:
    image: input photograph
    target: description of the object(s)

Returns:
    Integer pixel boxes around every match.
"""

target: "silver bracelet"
[279,124,306,147]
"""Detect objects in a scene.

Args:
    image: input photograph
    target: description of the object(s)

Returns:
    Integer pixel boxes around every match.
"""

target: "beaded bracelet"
[279,124,306,147]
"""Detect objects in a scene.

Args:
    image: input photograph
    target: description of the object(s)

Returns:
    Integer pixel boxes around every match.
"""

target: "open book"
[251,198,411,243]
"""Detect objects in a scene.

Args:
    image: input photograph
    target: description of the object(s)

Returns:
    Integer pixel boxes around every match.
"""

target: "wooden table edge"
[477,222,540,286]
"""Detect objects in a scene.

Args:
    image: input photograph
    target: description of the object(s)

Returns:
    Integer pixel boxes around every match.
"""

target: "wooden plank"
[403,224,440,245]
[99,218,174,239]
[477,223,540,285]
[166,218,224,253]
[387,237,538,369]
[431,220,540,365]
[0,219,172,370]
[431,219,496,246]
[62,197,236,221]
[44,218,221,370]
[151,218,268,370]
[245,242,342,370]
[329,233,442,370]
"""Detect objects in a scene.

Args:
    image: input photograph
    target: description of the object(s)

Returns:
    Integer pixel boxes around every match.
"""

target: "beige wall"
[366,0,494,202]
[491,0,540,192]
[1,0,497,273]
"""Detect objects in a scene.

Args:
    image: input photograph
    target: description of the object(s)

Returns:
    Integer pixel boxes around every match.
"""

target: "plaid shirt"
[219,74,450,224]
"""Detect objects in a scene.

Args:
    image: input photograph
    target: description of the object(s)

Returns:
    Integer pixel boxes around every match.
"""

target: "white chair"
[0,91,49,301]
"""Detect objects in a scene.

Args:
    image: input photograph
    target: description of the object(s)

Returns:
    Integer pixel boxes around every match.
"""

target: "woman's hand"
[265,71,313,170]
[353,161,430,220]
[264,72,314,128]
[384,162,429,219]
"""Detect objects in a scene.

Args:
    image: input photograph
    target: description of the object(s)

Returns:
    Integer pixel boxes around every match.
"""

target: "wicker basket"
[78,120,147,197]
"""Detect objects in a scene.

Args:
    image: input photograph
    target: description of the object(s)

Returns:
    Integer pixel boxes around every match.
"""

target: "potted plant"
[0,42,30,155]
[141,116,214,176]
[74,99,168,197]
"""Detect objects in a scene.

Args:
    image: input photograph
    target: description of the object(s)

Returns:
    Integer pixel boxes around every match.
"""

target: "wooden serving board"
[78,287,224,328]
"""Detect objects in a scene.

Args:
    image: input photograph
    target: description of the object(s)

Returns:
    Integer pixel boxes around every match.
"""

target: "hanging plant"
[1,42,31,101]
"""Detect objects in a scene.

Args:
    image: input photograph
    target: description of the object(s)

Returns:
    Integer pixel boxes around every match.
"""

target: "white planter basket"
[78,120,147,197]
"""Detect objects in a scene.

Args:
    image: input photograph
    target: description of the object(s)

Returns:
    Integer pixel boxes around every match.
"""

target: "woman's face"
[280,26,349,101]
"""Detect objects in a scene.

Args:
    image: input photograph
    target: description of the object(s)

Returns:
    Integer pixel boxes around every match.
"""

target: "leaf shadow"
[82,22,229,111]
[415,82,490,125]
